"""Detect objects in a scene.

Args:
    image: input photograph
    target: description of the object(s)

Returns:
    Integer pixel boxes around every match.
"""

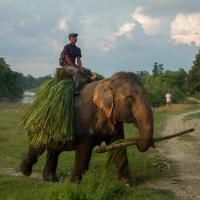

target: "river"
[22,91,35,103]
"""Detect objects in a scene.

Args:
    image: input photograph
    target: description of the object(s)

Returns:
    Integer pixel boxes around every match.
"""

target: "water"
[22,91,35,103]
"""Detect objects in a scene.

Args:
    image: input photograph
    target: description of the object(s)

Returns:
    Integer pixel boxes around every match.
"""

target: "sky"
[0,0,200,77]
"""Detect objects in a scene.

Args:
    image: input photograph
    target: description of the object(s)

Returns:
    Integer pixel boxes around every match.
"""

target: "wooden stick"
[94,128,195,153]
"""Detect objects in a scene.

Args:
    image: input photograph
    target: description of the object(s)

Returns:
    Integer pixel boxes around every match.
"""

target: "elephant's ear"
[93,79,114,119]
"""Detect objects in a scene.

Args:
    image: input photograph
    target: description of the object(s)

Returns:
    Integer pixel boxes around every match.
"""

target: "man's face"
[69,36,77,44]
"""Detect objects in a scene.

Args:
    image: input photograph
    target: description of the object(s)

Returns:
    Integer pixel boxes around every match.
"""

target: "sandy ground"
[146,109,200,200]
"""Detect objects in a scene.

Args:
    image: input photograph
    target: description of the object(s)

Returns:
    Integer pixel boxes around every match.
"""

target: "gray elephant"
[20,71,154,186]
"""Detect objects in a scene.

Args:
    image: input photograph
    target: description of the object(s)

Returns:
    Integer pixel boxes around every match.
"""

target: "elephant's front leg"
[43,149,61,182]
[20,146,45,176]
[105,123,136,187]
[70,137,94,182]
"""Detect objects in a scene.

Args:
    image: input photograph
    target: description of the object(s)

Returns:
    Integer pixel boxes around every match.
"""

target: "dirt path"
[0,166,42,180]
[146,109,200,200]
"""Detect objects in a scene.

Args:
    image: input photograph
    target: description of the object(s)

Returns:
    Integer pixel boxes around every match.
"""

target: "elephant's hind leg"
[43,149,61,182]
[20,146,45,176]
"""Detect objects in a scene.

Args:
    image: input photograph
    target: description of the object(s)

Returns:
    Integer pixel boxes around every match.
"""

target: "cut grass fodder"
[22,77,75,148]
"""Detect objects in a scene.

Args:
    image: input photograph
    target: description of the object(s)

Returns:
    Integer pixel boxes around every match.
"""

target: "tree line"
[0,57,51,100]
[137,49,200,106]
[0,49,200,105]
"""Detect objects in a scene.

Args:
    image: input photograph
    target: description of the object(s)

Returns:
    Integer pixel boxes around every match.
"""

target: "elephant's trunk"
[132,99,154,152]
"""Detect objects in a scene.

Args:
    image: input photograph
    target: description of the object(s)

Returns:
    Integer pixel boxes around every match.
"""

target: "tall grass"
[22,78,74,148]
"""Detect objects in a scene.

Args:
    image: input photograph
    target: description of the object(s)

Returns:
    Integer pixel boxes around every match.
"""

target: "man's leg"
[73,67,80,88]
[63,66,80,91]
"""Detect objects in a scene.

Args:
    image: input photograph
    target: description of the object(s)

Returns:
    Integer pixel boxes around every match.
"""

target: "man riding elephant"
[20,71,154,186]
[59,33,95,94]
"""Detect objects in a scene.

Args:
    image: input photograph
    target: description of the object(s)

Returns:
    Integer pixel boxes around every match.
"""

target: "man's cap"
[69,33,78,39]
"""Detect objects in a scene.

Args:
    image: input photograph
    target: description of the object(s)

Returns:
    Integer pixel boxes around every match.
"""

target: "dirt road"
[147,109,200,200]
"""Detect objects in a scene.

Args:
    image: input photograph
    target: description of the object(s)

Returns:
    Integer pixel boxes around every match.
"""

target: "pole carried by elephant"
[95,128,195,153]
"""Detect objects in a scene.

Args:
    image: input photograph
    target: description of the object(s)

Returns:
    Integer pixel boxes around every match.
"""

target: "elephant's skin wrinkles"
[20,71,154,185]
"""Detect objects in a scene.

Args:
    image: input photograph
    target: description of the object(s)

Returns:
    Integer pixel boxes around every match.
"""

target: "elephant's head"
[93,72,153,152]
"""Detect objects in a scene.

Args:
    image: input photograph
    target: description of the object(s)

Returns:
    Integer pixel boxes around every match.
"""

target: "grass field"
[1,102,198,200]
[183,111,200,121]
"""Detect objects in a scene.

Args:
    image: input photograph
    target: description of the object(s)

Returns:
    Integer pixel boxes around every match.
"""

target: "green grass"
[183,111,200,121]
[0,102,188,200]
[192,93,200,100]
[179,134,195,142]
[0,173,177,200]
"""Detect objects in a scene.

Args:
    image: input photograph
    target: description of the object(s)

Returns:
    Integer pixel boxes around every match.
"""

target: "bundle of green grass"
[22,68,75,148]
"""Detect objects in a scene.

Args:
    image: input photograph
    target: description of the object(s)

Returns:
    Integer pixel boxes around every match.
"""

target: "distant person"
[165,91,172,106]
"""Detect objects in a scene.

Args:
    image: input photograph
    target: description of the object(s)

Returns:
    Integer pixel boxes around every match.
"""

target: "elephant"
[20,71,154,186]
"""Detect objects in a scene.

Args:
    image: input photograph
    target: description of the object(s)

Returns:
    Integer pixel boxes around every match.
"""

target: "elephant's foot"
[118,175,136,187]
[43,171,59,182]
[20,158,33,176]
[70,174,82,183]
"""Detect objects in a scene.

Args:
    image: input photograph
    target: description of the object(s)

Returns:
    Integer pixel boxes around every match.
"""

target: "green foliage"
[0,57,51,100]
[0,173,178,200]
[0,57,24,99]
[22,78,74,148]
[138,65,187,107]
[152,62,164,76]
[192,92,200,100]
[22,74,51,91]
[187,49,200,94]
[93,72,105,80]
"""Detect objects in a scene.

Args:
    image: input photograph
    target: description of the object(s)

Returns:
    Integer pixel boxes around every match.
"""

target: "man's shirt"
[59,43,82,66]
[65,43,82,64]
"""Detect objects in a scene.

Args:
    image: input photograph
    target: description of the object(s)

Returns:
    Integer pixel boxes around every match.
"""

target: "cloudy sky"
[0,0,200,77]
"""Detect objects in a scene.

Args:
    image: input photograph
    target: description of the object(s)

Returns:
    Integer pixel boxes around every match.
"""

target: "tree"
[187,49,200,94]
[161,68,187,93]
[152,62,164,76]
[136,70,150,81]
[0,57,24,99]
[140,64,187,107]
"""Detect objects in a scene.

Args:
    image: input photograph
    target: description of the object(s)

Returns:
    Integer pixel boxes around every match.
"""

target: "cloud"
[98,6,163,52]
[114,22,136,38]
[57,17,68,32]
[10,60,56,77]
[132,6,161,36]
[48,38,63,54]
[20,18,30,27]
[98,22,135,52]
[170,13,200,46]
